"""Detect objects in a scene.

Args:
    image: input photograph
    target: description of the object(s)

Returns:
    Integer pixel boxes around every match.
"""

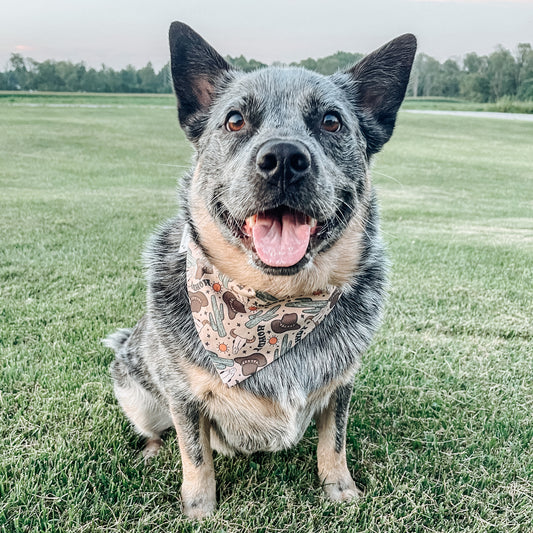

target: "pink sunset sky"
[2,0,532,69]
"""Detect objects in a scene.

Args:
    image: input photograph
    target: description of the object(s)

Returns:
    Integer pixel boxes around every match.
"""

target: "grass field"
[2,92,533,114]
[401,96,533,114]
[1,95,532,532]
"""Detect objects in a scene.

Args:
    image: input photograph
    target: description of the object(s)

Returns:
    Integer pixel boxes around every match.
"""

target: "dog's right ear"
[169,22,233,140]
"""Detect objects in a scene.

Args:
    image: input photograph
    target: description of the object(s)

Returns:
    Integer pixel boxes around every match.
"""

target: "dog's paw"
[181,493,216,520]
[322,475,363,502]
[181,478,217,520]
[142,438,162,462]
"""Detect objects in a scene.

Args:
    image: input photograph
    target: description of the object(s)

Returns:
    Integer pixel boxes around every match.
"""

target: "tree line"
[0,54,170,94]
[1,43,532,102]
[410,44,533,102]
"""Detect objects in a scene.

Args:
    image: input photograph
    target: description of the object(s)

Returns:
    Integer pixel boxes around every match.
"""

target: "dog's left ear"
[343,34,417,156]
[169,21,233,140]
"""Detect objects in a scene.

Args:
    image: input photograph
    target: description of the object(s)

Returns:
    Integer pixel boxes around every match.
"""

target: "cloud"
[15,45,34,52]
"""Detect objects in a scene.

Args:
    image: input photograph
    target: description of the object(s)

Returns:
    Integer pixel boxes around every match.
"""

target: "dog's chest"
[183,362,335,454]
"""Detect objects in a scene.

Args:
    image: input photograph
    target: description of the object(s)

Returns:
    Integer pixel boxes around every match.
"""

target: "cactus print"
[186,239,341,386]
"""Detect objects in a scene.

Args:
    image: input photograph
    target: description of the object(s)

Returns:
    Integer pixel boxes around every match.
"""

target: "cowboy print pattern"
[186,239,342,387]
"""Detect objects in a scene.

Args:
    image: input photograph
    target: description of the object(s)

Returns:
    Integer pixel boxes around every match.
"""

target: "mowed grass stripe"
[1,97,532,532]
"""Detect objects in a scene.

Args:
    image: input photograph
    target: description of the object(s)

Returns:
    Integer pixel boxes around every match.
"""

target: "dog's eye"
[321,113,342,133]
[226,111,245,132]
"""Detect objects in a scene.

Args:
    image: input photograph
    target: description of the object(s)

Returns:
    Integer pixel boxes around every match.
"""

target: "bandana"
[184,233,341,387]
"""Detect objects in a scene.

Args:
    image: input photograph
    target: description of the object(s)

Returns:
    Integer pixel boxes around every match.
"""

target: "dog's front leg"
[170,402,216,519]
[316,383,362,502]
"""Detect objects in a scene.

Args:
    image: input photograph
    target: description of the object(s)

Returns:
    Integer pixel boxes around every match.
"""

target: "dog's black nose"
[256,140,311,185]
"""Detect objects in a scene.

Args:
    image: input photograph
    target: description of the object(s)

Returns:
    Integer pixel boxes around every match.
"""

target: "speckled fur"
[106,22,416,518]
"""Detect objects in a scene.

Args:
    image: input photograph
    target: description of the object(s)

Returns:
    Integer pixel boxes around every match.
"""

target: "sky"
[1,0,532,70]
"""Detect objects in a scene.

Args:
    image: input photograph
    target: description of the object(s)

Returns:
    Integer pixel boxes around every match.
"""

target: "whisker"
[372,169,404,186]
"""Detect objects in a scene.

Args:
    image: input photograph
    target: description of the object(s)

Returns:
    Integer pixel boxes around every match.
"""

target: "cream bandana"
[184,235,341,387]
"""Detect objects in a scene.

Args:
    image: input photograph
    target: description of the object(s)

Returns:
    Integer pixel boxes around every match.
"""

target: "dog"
[104,21,416,519]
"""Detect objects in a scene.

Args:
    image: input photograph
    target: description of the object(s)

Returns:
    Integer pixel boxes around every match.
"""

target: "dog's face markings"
[192,70,368,274]
[169,22,416,276]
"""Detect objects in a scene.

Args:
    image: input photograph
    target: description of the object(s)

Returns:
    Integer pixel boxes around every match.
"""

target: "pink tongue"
[251,212,311,267]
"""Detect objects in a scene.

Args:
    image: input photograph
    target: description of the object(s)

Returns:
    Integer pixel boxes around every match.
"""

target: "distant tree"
[226,55,267,72]
[408,54,420,96]
[293,57,318,71]
[8,53,30,89]
[119,65,139,92]
[291,52,363,75]
[138,62,158,93]
[33,60,66,91]
[516,43,533,100]
[247,58,267,71]
[53,61,85,92]
[439,59,461,97]
[463,52,486,74]
[315,51,363,74]
[460,72,491,102]
[412,53,441,96]
[460,52,490,101]
[156,62,172,93]
[83,68,103,92]
[100,65,120,92]
[487,46,517,100]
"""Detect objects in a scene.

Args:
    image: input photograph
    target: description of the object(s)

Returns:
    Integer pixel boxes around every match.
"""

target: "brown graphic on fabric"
[234,353,268,376]
[222,291,246,320]
[271,313,301,333]
[189,290,208,313]
[186,237,341,387]
[230,329,256,355]
[196,263,214,279]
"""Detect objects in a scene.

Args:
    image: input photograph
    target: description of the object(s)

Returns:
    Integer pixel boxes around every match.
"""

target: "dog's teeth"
[307,216,317,228]
[246,215,258,228]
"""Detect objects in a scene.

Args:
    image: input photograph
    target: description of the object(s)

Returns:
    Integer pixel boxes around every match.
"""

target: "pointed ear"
[344,34,417,156]
[168,22,233,139]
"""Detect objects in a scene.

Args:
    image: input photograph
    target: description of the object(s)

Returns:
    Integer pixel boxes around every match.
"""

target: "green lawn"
[402,96,533,114]
[2,92,532,114]
[1,96,532,532]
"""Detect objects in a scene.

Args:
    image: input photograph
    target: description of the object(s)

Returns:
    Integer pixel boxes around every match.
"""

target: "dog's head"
[169,22,416,291]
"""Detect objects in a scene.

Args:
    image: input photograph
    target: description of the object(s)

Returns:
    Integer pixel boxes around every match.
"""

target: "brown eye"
[321,113,341,133]
[226,111,245,132]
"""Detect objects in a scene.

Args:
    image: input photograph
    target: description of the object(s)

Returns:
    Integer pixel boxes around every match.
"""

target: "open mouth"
[241,206,320,268]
